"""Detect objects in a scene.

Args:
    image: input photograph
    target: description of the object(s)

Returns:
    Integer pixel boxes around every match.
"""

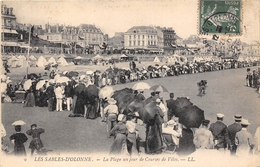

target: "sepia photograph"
[0,0,260,166]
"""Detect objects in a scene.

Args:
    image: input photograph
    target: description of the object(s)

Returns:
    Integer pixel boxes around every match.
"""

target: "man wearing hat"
[209,113,231,152]
[46,81,55,111]
[135,89,145,102]
[193,120,214,149]
[104,98,118,138]
[235,119,255,157]
[166,93,180,119]
[228,114,242,155]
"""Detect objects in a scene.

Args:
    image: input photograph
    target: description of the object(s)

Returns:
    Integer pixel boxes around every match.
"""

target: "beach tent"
[48,57,57,64]
[10,59,18,68]
[29,55,37,61]
[7,56,18,66]
[167,56,178,64]
[93,54,103,60]
[153,56,161,63]
[57,57,68,66]
[36,56,47,67]
[74,56,83,60]
[17,55,27,67]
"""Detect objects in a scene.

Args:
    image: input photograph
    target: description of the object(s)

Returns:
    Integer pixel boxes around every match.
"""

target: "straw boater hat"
[234,114,242,121]
[217,113,224,118]
[107,98,117,105]
[240,119,250,125]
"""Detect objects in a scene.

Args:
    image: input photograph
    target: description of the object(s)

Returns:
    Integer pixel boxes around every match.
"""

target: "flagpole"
[26,25,31,79]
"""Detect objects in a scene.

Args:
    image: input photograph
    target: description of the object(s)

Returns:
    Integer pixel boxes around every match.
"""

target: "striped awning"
[2,29,18,34]
[1,42,20,46]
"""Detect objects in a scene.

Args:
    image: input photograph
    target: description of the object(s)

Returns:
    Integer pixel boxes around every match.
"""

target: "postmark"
[199,0,242,35]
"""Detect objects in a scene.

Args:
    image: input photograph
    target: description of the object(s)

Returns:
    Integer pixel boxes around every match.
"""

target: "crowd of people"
[1,58,260,159]
[107,91,260,158]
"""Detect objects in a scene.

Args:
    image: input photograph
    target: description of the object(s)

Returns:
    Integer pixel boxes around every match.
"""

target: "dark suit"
[228,122,242,154]
[209,121,231,149]
[166,98,180,119]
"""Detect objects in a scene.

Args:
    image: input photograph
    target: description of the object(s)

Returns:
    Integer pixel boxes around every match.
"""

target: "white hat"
[217,113,224,118]
[234,114,242,120]
[117,114,125,122]
[155,98,161,103]
[107,98,117,105]
[240,119,250,125]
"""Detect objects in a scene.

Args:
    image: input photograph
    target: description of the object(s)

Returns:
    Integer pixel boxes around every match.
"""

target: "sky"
[3,0,260,43]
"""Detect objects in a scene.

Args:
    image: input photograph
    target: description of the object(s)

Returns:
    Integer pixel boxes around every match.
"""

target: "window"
[129,35,131,39]
[138,35,140,39]
[143,35,144,39]
[138,41,140,46]
[129,41,131,46]
[133,41,136,46]
[142,41,144,46]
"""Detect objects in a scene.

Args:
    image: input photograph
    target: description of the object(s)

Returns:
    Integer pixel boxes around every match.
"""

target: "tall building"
[39,23,105,49]
[1,4,19,53]
[155,26,176,54]
[124,26,159,52]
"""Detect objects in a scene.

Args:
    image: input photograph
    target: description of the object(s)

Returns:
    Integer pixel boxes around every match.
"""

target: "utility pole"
[26,25,31,79]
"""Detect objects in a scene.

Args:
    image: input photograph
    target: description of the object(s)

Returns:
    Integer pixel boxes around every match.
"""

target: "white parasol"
[23,79,32,91]
[99,86,114,99]
[12,120,26,126]
[132,82,151,90]
[36,80,47,90]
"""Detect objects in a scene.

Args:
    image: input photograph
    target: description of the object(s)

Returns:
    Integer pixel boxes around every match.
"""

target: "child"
[9,125,28,156]
[26,124,45,156]
[109,114,128,155]
[126,112,140,156]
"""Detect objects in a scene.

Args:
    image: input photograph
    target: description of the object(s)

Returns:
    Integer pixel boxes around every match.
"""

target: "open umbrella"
[127,100,145,120]
[23,79,32,90]
[150,84,168,92]
[86,70,93,75]
[25,73,38,79]
[67,71,79,78]
[99,86,114,99]
[142,102,162,123]
[36,80,47,90]
[12,120,26,126]
[132,82,151,90]
[55,76,70,83]
[85,84,99,97]
[175,97,193,109]
[178,105,205,129]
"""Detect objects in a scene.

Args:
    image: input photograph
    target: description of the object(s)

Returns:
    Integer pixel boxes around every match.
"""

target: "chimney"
[10,7,13,15]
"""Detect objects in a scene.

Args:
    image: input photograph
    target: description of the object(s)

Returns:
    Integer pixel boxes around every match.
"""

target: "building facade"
[124,26,158,51]
[155,26,176,54]
[1,4,19,53]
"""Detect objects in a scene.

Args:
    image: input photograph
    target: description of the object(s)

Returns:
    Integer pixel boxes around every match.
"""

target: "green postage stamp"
[199,0,241,35]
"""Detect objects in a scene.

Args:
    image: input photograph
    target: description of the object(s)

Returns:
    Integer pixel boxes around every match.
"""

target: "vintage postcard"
[1,0,259,167]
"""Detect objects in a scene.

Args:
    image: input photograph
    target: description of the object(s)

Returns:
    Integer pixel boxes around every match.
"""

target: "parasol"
[86,70,93,75]
[132,82,151,90]
[178,105,205,129]
[142,102,162,123]
[99,86,114,99]
[150,84,168,92]
[25,73,38,79]
[55,77,71,83]
[175,97,193,109]
[12,120,26,126]
[85,84,99,97]
[36,80,47,90]
[23,79,32,91]
[67,71,79,78]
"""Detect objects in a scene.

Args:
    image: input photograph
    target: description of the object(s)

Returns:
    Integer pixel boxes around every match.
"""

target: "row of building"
[1,4,260,56]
